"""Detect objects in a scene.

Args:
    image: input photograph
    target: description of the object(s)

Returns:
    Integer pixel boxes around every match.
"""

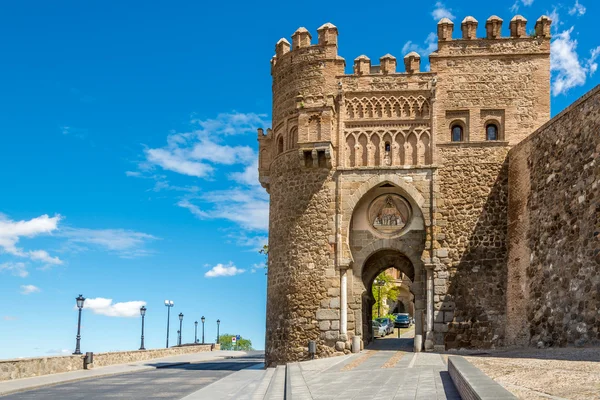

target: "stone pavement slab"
[290,344,460,400]
[0,350,250,396]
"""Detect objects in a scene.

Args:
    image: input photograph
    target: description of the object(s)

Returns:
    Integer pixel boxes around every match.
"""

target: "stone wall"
[507,85,600,348]
[438,144,510,349]
[0,344,218,381]
[265,150,337,365]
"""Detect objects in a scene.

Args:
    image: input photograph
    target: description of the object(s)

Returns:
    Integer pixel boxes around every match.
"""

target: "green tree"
[218,334,254,351]
[372,272,400,319]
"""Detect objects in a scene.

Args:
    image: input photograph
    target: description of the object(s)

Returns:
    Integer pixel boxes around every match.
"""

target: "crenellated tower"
[259,14,552,365]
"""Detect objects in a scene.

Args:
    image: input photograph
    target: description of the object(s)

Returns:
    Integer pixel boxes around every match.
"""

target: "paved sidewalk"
[290,330,460,400]
[0,350,250,396]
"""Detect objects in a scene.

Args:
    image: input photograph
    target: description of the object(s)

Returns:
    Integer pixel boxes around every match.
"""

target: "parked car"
[394,314,411,328]
[393,313,413,326]
[372,320,387,338]
[375,317,394,334]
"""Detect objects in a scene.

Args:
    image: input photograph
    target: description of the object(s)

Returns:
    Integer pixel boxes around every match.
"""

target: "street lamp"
[73,294,85,355]
[178,313,184,346]
[194,321,198,344]
[164,300,174,348]
[375,279,385,318]
[216,319,220,344]
[201,316,205,344]
[139,306,147,350]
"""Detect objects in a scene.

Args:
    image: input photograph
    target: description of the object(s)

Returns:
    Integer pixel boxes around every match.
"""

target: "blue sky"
[0,0,597,359]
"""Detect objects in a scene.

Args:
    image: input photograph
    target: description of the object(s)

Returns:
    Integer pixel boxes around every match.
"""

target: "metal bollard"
[308,340,316,359]
[84,352,94,369]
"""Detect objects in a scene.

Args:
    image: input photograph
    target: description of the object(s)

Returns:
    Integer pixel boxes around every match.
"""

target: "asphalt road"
[1,352,264,400]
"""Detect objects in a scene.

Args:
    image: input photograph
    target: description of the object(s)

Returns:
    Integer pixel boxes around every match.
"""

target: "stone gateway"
[257,15,600,365]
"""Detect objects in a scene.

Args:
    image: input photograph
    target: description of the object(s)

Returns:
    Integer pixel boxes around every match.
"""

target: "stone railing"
[0,343,220,381]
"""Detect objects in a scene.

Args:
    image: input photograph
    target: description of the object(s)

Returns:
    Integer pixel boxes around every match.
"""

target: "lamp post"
[216,319,220,344]
[375,279,385,318]
[73,294,85,355]
[178,313,184,346]
[194,321,198,344]
[139,306,147,350]
[201,316,205,344]
[164,300,174,348]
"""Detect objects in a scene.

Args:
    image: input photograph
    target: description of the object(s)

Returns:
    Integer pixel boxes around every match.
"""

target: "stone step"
[263,365,286,400]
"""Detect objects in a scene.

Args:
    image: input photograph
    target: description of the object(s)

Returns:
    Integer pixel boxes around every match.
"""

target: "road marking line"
[407,353,418,368]
[341,351,375,371]
[381,351,405,368]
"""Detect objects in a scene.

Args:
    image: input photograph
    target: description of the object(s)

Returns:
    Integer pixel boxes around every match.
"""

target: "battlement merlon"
[257,127,273,140]
[433,15,552,58]
[271,23,342,71]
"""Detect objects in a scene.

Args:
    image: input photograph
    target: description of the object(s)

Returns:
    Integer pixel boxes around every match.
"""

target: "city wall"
[506,85,600,347]
[0,344,218,381]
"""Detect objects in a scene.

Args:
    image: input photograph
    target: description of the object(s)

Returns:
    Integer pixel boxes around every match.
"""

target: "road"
[1,352,264,400]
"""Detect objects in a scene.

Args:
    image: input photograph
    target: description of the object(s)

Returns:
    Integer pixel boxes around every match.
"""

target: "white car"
[372,321,387,338]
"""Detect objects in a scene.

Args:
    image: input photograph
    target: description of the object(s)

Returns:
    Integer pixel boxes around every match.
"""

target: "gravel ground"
[461,347,600,400]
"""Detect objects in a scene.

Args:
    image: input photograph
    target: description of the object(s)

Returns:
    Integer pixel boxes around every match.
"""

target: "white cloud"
[229,159,260,187]
[190,112,267,136]
[84,298,146,317]
[28,250,62,265]
[432,2,454,20]
[511,0,534,12]
[140,112,267,179]
[402,32,437,59]
[569,0,586,16]
[46,349,71,355]
[0,214,63,265]
[3,316,18,321]
[550,26,598,95]
[178,187,269,231]
[151,181,199,193]
[0,262,29,278]
[205,262,245,277]
[20,284,41,295]
[60,228,158,258]
[125,171,142,177]
[587,47,600,75]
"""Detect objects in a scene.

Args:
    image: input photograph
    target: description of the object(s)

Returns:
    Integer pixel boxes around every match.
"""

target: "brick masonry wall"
[0,344,217,381]
[438,144,510,349]
[507,85,600,347]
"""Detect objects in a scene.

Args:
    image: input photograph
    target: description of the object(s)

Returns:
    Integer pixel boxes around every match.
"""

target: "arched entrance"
[346,179,428,352]
[361,250,418,349]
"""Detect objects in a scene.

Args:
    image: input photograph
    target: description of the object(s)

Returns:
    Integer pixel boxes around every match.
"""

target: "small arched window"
[277,136,284,154]
[385,142,391,152]
[451,125,463,142]
[486,124,498,141]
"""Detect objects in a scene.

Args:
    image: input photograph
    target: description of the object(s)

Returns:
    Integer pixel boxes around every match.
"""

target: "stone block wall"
[0,344,217,381]
[265,151,338,365]
[507,85,600,348]
[438,144,511,349]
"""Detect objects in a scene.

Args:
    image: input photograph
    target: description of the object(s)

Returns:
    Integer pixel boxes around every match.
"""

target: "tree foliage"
[372,271,400,318]
[218,334,254,351]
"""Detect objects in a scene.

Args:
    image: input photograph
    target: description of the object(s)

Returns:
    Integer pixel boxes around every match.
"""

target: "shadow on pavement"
[147,360,262,372]
[366,337,414,351]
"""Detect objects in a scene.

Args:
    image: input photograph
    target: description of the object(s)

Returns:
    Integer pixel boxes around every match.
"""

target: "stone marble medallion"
[368,194,411,236]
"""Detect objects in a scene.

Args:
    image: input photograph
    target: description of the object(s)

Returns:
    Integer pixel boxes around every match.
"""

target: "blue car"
[394,314,411,328]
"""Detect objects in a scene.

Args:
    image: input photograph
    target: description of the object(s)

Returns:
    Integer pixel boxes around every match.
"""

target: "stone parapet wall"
[507,85,600,348]
[0,344,218,381]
